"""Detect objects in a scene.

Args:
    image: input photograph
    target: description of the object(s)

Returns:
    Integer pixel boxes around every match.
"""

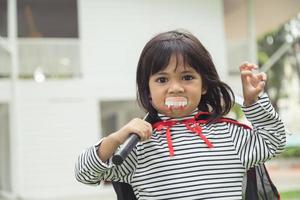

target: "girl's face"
[149,55,206,118]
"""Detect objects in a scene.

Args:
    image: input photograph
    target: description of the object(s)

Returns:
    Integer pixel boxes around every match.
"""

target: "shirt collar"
[157,109,199,121]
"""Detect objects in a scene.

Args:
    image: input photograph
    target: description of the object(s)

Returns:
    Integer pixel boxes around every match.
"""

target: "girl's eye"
[182,75,194,81]
[156,77,167,83]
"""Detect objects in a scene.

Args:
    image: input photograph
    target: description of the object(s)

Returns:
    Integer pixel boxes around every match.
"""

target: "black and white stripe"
[75,94,286,199]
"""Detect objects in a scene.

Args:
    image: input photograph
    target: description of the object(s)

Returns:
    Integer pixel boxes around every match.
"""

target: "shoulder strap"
[112,182,137,200]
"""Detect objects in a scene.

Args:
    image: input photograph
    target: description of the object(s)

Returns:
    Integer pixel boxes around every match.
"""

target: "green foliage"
[278,146,300,158]
[280,190,300,200]
[257,51,269,65]
[257,16,300,110]
[230,103,244,120]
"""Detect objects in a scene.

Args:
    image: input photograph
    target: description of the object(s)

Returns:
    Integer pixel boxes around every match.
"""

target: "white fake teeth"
[165,97,188,110]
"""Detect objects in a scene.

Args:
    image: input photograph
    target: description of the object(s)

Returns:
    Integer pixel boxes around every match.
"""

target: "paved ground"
[265,158,300,192]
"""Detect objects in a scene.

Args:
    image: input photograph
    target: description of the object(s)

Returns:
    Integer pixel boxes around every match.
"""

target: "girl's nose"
[168,81,184,94]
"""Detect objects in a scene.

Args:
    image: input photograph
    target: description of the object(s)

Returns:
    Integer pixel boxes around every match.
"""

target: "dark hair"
[136,30,234,120]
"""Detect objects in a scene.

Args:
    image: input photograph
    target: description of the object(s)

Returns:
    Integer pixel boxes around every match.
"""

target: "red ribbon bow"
[152,112,213,157]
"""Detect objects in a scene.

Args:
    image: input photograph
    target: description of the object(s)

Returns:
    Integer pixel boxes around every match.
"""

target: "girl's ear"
[149,95,152,102]
[201,81,207,95]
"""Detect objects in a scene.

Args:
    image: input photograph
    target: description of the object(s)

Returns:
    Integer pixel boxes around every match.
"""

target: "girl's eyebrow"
[153,68,197,76]
[181,70,196,74]
[154,71,168,76]
[181,69,199,75]
[153,70,197,76]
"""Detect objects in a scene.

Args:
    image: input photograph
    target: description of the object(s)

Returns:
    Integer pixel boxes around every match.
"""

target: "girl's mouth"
[165,97,188,111]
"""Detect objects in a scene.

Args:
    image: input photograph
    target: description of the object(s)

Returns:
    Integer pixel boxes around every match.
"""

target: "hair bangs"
[149,39,189,75]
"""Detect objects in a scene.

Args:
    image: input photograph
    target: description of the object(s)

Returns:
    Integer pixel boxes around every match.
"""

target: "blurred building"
[0,0,299,200]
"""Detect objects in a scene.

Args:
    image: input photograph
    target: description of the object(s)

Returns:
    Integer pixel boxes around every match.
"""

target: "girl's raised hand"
[240,62,267,106]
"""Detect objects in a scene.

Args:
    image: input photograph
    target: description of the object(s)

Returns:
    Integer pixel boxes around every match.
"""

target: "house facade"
[1,0,299,200]
[0,0,228,199]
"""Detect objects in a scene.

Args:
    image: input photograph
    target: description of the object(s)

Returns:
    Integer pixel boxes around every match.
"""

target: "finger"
[141,130,152,141]
[241,65,257,72]
[240,62,258,72]
[145,126,152,139]
[143,121,152,129]
[130,119,152,140]
[239,62,249,72]
[143,121,153,131]
[240,69,254,76]
[240,70,254,85]
[140,132,147,141]
[139,125,152,140]
[256,72,267,82]
[256,81,266,93]
[240,61,250,68]
[133,119,150,129]
[140,124,152,136]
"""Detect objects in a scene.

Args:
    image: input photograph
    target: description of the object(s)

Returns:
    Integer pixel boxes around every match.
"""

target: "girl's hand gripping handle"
[112,133,141,165]
[112,113,151,165]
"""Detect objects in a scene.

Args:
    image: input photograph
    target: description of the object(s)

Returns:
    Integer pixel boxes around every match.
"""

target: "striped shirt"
[75,94,286,199]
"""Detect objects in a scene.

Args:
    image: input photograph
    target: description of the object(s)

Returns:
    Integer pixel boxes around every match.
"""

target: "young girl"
[75,30,286,199]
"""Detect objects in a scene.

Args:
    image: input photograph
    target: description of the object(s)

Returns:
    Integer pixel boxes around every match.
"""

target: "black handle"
[112,133,140,165]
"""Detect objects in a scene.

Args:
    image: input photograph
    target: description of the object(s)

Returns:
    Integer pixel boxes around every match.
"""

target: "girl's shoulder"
[194,112,251,130]
[213,117,252,130]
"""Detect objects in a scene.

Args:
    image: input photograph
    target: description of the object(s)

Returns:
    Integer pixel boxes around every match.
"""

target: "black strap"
[112,182,137,200]
[245,167,258,199]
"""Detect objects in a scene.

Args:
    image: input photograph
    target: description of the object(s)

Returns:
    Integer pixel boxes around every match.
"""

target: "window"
[0,46,11,78]
[0,0,80,79]
[1,0,80,79]
[0,0,7,37]
[0,0,10,78]
[100,100,145,137]
[0,0,9,78]
[18,38,81,79]
[17,0,78,38]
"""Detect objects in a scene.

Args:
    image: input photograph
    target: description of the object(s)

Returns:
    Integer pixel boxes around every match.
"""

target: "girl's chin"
[163,107,191,117]
[168,111,186,117]
[155,104,195,117]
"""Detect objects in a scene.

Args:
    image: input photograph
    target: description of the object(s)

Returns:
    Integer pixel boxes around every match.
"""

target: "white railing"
[18,38,81,78]
[0,42,11,77]
[0,38,81,79]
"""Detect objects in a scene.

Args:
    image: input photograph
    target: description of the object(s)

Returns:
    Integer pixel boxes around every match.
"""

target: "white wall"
[0,81,11,102]
[1,81,103,199]
[0,0,228,199]
[80,0,228,94]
